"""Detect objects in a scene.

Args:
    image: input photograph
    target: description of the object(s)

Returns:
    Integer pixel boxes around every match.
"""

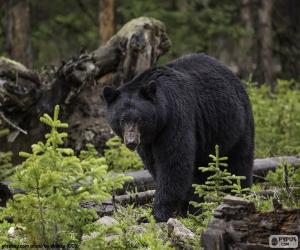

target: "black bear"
[102,53,254,222]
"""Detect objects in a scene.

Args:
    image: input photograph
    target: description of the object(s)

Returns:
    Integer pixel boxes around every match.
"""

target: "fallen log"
[253,156,300,177]
[121,169,156,194]
[80,190,155,217]
[1,156,300,206]
[121,156,300,193]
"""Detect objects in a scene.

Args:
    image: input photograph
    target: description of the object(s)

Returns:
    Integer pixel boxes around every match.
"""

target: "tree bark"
[256,0,275,91]
[177,0,188,12]
[4,0,32,68]
[99,0,115,46]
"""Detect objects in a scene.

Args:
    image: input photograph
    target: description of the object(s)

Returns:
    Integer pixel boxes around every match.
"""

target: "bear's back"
[166,53,240,87]
[123,53,245,104]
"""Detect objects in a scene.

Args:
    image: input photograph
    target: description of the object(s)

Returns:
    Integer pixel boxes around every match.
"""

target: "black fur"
[103,53,254,222]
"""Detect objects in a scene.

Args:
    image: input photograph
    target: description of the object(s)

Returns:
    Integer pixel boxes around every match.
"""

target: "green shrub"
[104,136,143,172]
[0,151,13,181]
[247,158,300,211]
[248,79,300,157]
[0,105,130,245]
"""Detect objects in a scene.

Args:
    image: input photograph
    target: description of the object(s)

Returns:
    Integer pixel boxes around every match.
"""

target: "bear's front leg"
[153,153,194,222]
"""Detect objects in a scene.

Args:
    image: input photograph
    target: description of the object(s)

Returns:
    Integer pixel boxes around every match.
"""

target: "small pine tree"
[191,145,249,227]
[1,105,131,245]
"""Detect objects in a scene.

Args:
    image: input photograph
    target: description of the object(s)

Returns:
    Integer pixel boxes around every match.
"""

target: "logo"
[269,235,298,248]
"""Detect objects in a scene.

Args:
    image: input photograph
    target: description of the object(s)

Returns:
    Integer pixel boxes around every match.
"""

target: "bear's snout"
[123,124,140,151]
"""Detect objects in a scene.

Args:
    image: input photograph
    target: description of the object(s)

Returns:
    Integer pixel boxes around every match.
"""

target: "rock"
[105,235,118,242]
[82,231,119,243]
[223,195,254,207]
[82,216,118,242]
[167,218,195,249]
[7,226,16,237]
[96,216,118,226]
[82,231,99,242]
[130,225,146,234]
[214,195,256,221]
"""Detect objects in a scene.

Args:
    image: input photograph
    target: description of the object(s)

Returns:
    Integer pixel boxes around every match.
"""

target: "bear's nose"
[126,141,138,151]
[124,131,139,151]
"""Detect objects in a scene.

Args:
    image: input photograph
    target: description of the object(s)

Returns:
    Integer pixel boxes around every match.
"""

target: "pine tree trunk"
[177,0,188,12]
[239,0,254,78]
[99,0,114,46]
[256,0,274,91]
[4,0,32,68]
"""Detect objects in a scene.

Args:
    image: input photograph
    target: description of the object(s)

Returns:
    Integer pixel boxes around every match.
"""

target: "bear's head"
[102,81,158,151]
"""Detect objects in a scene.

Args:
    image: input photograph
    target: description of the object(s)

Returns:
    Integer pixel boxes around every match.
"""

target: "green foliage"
[138,216,173,250]
[179,215,202,246]
[246,159,300,212]
[29,0,99,67]
[0,119,14,181]
[1,105,130,245]
[265,160,300,208]
[0,151,13,181]
[81,205,173,249]
[247,193,274,212]
[104,136,143,172]
[248,79,300,157]
[191,145,249,228]
[244,183,273,212]
[0,221,13,245]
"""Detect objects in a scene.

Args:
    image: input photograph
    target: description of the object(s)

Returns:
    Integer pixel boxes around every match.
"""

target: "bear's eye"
[120,118,125,124]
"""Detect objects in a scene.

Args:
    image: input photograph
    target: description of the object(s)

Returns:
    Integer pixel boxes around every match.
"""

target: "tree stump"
[201,195,300,250]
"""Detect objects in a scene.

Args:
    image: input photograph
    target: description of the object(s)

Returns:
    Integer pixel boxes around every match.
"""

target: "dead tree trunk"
[0,17,171,163]
[4,0,32,68]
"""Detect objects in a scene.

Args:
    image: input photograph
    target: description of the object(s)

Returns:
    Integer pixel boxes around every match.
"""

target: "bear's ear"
[140,81,156,100]
[102,86,119,104]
